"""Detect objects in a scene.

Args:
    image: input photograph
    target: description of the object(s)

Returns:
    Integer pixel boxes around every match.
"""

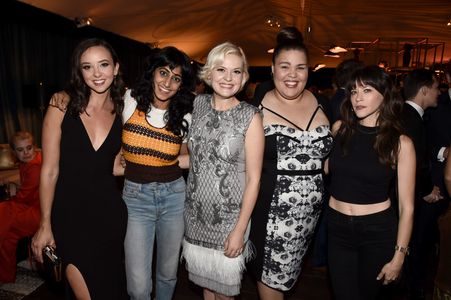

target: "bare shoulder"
[399,134,414,148]
[248,110,263,131]
[398,134,415,157]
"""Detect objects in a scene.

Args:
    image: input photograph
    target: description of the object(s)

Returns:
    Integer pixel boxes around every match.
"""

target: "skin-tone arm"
[377,135,415,284]
[113,149,125,176]
[445,148,451,197]
[443,147,450,160]
[224,113,264,258]
[178,143,189,169]
[31,94,66,263]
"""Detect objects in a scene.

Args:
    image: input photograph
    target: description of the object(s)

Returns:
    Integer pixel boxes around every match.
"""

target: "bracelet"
[395,245,410,255]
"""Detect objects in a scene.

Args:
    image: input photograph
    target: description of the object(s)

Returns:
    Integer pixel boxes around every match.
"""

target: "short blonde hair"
[199,42,249,91]
[9,131,34,150]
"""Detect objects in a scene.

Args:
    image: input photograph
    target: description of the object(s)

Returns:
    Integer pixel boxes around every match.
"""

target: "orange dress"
[0,152,41,283]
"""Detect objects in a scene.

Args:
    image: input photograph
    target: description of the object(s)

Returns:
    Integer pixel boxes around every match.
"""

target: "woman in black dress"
[32,38,128,299]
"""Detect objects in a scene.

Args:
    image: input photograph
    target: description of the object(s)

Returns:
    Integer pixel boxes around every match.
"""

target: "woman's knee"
[66,264,91,300]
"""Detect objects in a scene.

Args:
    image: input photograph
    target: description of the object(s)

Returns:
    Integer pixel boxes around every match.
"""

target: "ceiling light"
[75,17,93,28]
[267,48,274,53]
[145,41,159,49]
[328,45,348,53]
[447,19,451,26]
[313,64,326,72]
[324,50,340,58]
[265,16,282,28]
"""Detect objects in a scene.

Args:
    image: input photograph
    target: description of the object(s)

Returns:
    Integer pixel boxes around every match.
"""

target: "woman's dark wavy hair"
[131,46,195,137]
[65,38,125,116]
[272,26,307,64]
[339,65,404,166]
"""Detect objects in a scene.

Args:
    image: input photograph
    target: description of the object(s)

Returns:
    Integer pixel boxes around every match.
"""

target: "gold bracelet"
[395,245,410,255]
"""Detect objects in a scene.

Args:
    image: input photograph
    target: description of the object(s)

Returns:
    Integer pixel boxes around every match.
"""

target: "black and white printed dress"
[248,104,333,291]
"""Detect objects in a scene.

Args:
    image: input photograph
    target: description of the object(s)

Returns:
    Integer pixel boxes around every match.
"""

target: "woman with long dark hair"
[121,46,194,300]
[327,65,415,300]
[32,38,128,299]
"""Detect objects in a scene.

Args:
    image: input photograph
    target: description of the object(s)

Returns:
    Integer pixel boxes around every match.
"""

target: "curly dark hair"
[339,65,404,166]
[65,38,125,116]
[131,47,194,137]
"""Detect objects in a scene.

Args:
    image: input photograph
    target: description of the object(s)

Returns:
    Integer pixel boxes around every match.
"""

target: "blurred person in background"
[0,131,41,283]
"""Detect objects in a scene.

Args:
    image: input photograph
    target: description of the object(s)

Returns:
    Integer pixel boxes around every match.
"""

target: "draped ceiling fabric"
[18,0,451,67]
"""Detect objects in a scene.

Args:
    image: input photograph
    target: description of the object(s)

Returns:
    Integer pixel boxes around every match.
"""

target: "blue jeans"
[123,177,186,300]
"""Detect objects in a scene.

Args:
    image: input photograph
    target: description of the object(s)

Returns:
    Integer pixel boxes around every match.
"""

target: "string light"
[75,17,93,28]
[265,16,281,28]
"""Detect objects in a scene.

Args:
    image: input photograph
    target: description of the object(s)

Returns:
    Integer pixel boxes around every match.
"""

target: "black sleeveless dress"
[51,113,128,299]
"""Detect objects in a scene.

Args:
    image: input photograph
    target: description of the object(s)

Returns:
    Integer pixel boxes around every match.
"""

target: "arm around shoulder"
[49,91,69,112]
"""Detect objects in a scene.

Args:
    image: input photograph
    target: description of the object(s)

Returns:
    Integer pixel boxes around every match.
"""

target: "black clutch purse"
[42,246,62,282]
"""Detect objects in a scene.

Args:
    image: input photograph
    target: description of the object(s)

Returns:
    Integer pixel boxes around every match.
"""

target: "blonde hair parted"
[9,131,34,150]
[199,42,249,91]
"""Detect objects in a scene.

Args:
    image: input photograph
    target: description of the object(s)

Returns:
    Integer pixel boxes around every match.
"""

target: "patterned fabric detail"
[122,109,182,167]
[261,124,333,290]
[184,94,259,250]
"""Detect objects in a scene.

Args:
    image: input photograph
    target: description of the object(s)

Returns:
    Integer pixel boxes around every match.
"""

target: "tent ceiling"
[19,0,451,68]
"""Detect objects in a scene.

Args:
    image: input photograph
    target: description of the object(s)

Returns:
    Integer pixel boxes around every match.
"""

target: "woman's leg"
[66,264,90,300]
[123,180,156,300]
[214,293,234,300]
[327,207,360,300]
[203,288,234,300]
[203,288,215,300]
[155,178,186,300]
[357,208,397,300]
[257,281,283,300]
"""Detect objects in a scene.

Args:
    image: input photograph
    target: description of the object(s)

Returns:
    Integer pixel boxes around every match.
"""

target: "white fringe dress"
[182,94,259,296]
